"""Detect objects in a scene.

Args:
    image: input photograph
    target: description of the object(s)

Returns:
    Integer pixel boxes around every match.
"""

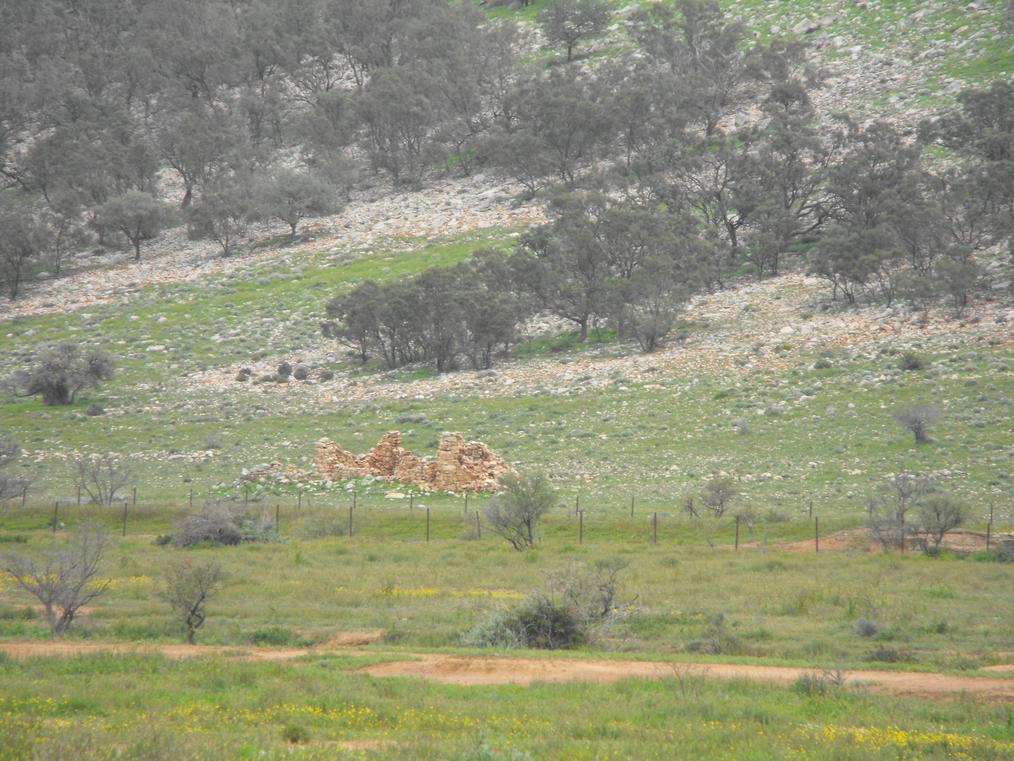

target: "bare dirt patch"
[0,631,384,661]
[359,654,1014,701]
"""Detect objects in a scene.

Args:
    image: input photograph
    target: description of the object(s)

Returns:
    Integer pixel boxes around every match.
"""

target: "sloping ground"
[1,174,543,320]
[187,271,1013,407]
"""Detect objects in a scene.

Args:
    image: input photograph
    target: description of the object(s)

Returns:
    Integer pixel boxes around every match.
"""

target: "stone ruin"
[315,431,514,493]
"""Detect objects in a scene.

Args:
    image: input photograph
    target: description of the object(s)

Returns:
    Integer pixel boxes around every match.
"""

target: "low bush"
[852,617,882,638]
[463,560,628,650]
[172,506,279,547]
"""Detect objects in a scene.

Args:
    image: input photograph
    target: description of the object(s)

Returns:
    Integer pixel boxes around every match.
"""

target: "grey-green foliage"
[172,506,280,547]
[14,341,116,406]
[94,191,174,261]
[485,472,557,551]
[253,168,336,238]
[538,0,612,62]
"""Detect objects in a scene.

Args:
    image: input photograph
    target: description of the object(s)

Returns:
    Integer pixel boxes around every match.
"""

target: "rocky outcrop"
[315,431,513,492]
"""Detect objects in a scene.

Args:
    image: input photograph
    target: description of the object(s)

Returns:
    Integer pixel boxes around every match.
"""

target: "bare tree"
[866,473,933,549]
[913,494,968,550]
[0,431,31,502]
[893,404,940,445]
[3,524,110,637]
[485,472,556,550]
[701,476,737,517]
[75,453,133,506]
[158,559,223,643]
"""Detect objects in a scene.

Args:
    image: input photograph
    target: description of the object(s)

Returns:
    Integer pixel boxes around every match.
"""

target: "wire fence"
[2,487,1011,553]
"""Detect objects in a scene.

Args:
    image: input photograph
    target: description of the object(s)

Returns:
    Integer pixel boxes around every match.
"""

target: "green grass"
[1,521,1013,758]
[2,651,1014,759]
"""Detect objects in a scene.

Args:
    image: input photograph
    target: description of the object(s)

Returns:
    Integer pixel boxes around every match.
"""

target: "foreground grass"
[1,645,1013,759]
[1,522,1012,670]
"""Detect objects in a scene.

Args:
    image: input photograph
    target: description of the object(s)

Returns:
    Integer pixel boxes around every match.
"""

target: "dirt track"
[2,639,1012,701]
[357,654,1014,700]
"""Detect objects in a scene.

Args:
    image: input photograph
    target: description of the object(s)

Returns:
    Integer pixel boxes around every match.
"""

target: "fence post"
[22,487,27,507]
[630,496,635,517]
[52,501,59,534]
[122,501,128,537]
[900,513,905,555]
[815,516,819,553]
[464,492,469,514]
[578,510,584,545]
[475,511,481,539]
[575,495,580,516]
[652,512,658,544]
[189,489,193,507]
[425,507,430,543]
[348,503,353,538]
[409,494,414,511]
[986,520,991,550]
[735,515,740,551]
[77,486,81,505]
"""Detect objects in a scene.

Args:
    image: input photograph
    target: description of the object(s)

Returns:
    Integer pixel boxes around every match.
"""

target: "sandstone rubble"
[315,431,514,492]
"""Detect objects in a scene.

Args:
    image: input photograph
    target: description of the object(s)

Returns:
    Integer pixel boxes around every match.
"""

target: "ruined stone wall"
[315,431,513,492]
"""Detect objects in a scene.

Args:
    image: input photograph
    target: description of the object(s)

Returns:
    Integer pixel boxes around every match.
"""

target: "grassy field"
[1,515,1013,759]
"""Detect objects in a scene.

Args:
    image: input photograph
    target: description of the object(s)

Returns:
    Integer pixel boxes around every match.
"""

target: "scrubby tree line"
[2,0,1011,309]
[319,1,1011,369]
[0,0,523,296]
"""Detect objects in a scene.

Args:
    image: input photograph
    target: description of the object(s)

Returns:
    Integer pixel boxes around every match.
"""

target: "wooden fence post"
[122,501,128,537]
[464,492,469,514]
[630,496,635,517]
[575,495,580,516]
[77,486,81,505]
[735,515,740,551]
[52,501,58,533]
[652,512,658,544]
[986,521,992,551]
[189,489,193,507]
[578,510,583,545]
[21,487,27,507]
[409,494,414,511]
[475,512,481,539]
[353,491,357,511]
[815,516,819,553]
[425,507,430,543]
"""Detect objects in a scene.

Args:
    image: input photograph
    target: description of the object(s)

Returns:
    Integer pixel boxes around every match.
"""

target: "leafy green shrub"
[282,723,310,744]
[463,560,627,650]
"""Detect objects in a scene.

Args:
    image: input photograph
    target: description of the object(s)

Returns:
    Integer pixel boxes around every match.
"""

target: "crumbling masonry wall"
[315,431,513,492]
